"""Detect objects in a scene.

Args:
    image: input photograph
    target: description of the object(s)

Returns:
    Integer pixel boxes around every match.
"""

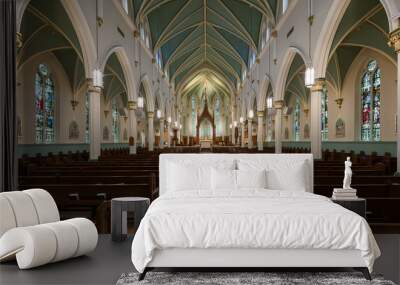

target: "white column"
[389,29,400,172]
[147,111,154,151]
[274,100,284,153]
[247,119,253,149]
[159,118,164,149]
[127,101,137,154]
[88,83,101,160]
[257,111,264,151]
[310,79,325,160]
[241,122,245,147]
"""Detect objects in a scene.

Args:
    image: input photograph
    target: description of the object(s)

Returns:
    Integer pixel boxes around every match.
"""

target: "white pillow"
[237,159,309,191]
[212,168,236,190]
[167,163,211,191]
[265,161,308,191]
[236,169,267,189]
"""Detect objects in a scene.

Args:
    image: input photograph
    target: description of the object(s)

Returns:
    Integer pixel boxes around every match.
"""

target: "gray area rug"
[116,272,396,285]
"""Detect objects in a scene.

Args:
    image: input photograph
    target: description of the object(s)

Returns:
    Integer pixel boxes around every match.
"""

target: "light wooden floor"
[1,234,399,285]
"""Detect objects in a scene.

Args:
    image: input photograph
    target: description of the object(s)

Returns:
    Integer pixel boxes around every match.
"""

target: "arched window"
[35,63,55,144]
[361,60,381,141]
[321,86,328,141]
[191,96,197,136]
[293,98,300,141]
[85,92,90,143]
[112,99,120,143]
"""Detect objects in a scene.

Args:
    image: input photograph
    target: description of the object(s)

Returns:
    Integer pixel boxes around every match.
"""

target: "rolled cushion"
[65,218,98,257]
[0,226,57,269]
[24,189,60,224]
[42,221,79,262]
[0,191,39,228]
[0,196,17,237]
[0,218,98,269]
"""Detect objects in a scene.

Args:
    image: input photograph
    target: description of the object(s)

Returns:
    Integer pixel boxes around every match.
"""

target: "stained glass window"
[85,92,90,143]
[112,99,120,143]
[191,96,197,136]
[35,63,55,144]
[321,87,328,141]
[293,98,300,141]
[361,60,380,141]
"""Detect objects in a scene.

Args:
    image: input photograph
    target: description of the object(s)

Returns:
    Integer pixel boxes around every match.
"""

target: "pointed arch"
[61,0,96,79]
[100,46,136,102]
[140,74,155,112]
[257,73,274,111]
[313,0,399,79]
[275,46,309,101]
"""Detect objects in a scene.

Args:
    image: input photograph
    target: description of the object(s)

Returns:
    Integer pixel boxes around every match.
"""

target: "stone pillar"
[265,114,269,142]
[257,111,264,151]
[247,119,253,149]
[241,122,245,147]
[274,100,284,153]
[127,101,137,154]
[389,28,400,172]
[231,122,235,145]
[88,82,101,160]
[167,121,171,147]
[147,111,154,151]
[310,78,325,160]
[159,118,164,149]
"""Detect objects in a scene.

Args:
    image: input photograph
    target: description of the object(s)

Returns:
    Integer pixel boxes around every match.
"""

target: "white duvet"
[131,190,380,273]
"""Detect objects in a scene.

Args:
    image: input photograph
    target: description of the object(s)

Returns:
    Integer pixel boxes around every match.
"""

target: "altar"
[199,140,212,149]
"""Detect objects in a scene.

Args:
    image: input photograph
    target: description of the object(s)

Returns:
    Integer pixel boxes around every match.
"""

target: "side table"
[111,197,150,241]
[331,198,366,218]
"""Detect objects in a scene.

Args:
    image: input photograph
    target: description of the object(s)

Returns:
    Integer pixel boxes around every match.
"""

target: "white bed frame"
[140,154,370,280]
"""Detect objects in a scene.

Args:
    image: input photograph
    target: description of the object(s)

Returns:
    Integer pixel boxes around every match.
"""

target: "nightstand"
[331,198,366,218]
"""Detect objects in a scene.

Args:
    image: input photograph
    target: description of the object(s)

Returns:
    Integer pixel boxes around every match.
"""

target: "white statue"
[343,157,353,189]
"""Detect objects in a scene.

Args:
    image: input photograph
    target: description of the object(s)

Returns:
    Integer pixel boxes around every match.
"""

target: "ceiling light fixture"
[92,0,103,88]
[305,0,314,88]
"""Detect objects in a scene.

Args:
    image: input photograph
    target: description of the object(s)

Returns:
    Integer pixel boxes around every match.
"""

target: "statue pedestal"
[332,188,358,200]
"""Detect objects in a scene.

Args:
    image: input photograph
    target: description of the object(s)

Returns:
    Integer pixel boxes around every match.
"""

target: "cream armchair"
[0,189,98,269]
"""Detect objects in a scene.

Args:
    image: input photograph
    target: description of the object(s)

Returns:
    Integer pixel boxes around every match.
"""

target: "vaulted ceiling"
[18,0,128,107]
[134,0,277,95]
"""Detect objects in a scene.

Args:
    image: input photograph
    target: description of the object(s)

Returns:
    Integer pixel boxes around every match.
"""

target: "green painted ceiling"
[135,0,277,93]
[327,0,395,93]
[19,0,128,107]
[18,0,85,93]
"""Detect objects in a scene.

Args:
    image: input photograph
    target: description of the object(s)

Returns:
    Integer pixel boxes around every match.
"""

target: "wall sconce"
[239,117,244,123]
[335,98,344,109]
[229,124,232,129]
[156,109,161,118]
[233,121,237,127]
[167,116,172,123]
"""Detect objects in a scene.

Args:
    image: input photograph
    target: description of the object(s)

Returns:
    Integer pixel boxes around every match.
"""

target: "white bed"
[131,154,380,280]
